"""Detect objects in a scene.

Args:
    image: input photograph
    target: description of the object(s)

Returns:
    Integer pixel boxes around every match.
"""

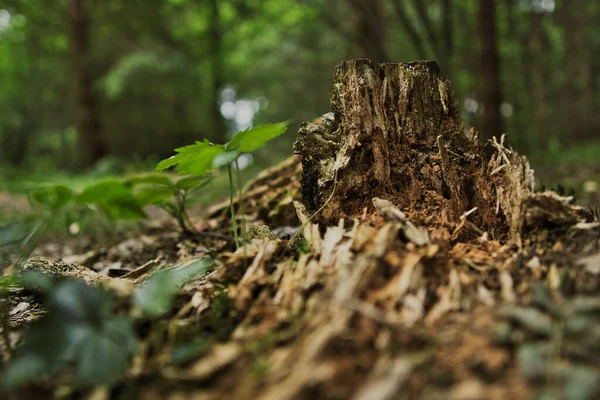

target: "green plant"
[3,275,138,388]
[2,256,214,389]
[155,123,288,247]
[133,257,214,317]
[28,179,146,228]
[125,173,213,235]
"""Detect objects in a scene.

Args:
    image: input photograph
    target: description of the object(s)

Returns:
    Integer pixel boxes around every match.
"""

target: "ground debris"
[4,59,600,399]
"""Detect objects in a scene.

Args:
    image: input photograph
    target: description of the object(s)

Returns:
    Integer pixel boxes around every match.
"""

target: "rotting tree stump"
[294,59,499,232]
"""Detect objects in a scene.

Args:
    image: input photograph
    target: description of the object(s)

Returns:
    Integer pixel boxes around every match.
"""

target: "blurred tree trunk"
[69,0,105,169]
[477,0,503,147]
[441,0,454,79]
[559,0,594,142]
[529,10,547,149]
[208,0,227,140]
[392,0,428,60]
[350,0,388,62]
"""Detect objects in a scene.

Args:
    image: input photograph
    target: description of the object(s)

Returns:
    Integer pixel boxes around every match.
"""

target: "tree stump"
[294,59,488,228]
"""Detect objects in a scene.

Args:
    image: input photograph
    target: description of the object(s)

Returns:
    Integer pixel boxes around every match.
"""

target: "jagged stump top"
[295,58,491,231]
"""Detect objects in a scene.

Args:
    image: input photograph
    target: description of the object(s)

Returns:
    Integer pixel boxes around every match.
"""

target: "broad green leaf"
[133,258,213,317]
[77,180,146,220]
[19,270,54,293]
[75,317,137,385]
[101,199,147,220]
[212,149,240,168]
[170,258,214,287]
[0,223,28,247]
[175,175,214,190]
[225,123,287,153]
[2,355,49,389]
[174,145,226,175]
[51,281,113,323]
[134,187,174,206]
[77,180,135,204]
[29,185,73,210]
[124,174,173,187]
[133,269,176,317]
[155,140,216,172]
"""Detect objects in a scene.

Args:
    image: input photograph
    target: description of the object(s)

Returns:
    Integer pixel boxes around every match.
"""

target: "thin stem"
[234,159,247,237]
[228,164,240,249]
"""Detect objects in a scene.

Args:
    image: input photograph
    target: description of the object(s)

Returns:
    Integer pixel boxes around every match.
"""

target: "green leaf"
[212,149,240,168]
[29,185,73,210]
[134,187,174,206]
[155,140,214,172]
[75,317,137,385]
[132,269,176,317]
[175,175,214,190]
[77,180,135,204]
[175,145,225,175]
[2,355,49,389]
[133,258,213,317]
[170,258,214,287]
[19,270,54,293]
[51,281,112,323]
[225,123,287,153]
[76,180,146,220]
[124,174,173,187]
[0,223,28,248]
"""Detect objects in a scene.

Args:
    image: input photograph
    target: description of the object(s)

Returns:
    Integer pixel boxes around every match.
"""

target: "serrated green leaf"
[155,141,220,172]
[175,175,214,190]
[29,185,73,210]
[225,123,287,153]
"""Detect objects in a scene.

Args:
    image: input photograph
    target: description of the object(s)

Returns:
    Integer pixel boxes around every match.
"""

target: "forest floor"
[2,143,600,399]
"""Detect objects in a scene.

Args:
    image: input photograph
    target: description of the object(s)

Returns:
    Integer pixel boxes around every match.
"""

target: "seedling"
[156,123,288,247]
[125,173,213,235]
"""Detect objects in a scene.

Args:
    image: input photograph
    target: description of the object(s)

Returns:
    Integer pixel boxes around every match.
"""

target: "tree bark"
[69,0,105,168]
[294,59,489,227]
[477,0,503,147]
[559,0,594,142]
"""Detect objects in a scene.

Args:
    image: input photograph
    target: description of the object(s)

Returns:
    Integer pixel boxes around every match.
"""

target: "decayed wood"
[294,59,487,229]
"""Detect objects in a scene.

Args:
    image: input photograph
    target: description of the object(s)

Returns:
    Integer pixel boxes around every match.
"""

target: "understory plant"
[2,257,214,389]
[155,122,288,247]
[124,173,213,235]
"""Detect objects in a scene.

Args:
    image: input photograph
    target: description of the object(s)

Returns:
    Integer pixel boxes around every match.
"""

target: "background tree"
[0,0,597,174]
